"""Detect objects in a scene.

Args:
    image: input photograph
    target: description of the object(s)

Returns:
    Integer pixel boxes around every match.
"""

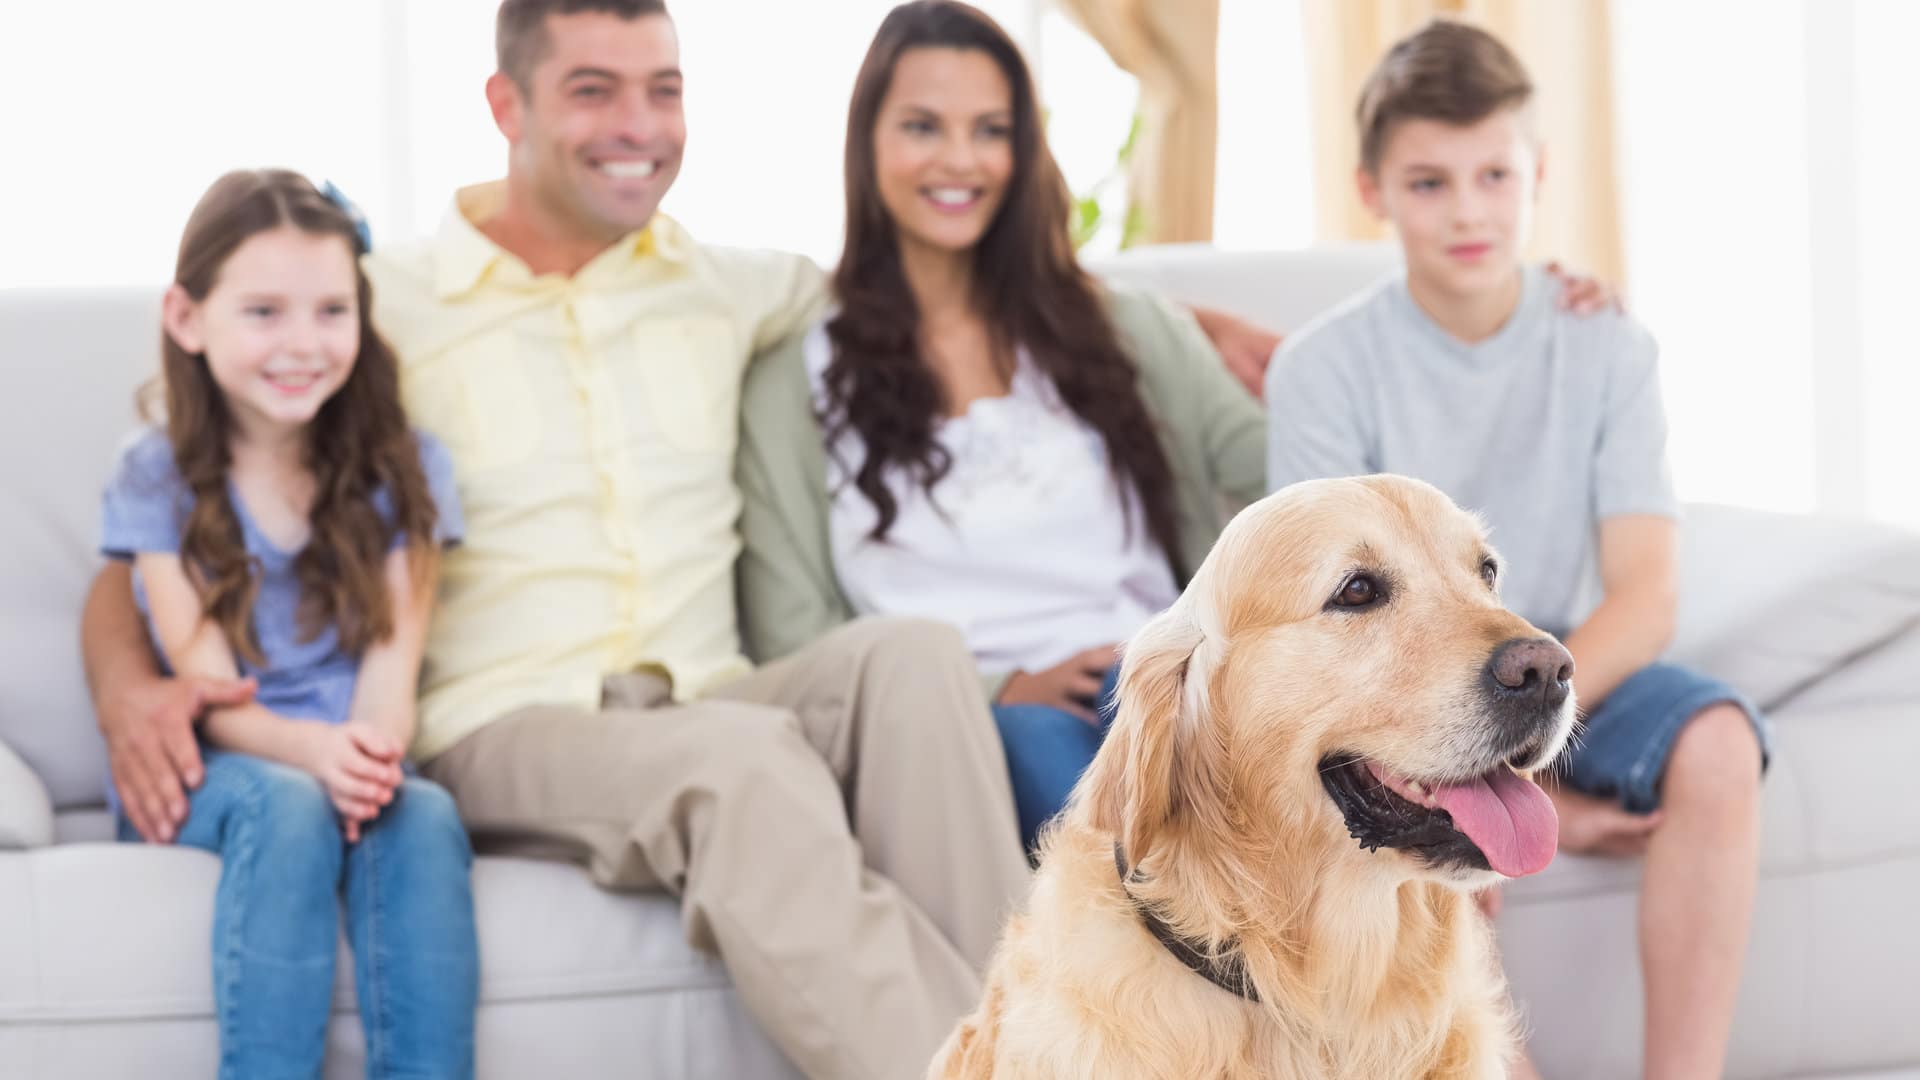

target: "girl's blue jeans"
[120,748,478,1080]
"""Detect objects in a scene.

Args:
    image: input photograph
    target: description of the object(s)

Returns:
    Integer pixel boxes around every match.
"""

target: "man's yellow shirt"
[365,182,826,759]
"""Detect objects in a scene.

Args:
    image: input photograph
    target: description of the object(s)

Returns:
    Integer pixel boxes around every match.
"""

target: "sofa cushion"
[1506,687,1920,904]
[1503,851,1920,1080]
[1669,504,1920,710]
[0,845,738,1022]
[0,740,52,850]
[1767,619,1920,716]
[0,843,800,1078]
[0,289,161,809]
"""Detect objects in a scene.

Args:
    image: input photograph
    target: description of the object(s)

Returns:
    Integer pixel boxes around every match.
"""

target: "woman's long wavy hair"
[144,169,436,665]
[825,0,1183,570]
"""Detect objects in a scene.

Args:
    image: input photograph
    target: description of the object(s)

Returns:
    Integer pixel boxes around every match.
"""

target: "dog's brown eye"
[1480,558,1499,589]
[1332,573,1381,608]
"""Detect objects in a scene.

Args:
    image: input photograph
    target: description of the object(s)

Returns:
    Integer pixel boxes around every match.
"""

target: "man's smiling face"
[493,10,686,244]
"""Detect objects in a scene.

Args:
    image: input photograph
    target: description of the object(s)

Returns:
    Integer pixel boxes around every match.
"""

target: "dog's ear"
[1081,605,1224,868]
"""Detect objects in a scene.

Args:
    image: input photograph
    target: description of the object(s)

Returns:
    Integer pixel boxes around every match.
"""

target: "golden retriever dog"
[930,475,1579,1080]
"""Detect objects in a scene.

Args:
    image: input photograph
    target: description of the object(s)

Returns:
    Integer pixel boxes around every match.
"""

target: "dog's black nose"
[1486,637,1574,709]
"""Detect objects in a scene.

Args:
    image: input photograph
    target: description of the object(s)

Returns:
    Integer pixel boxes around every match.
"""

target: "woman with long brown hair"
[736,0,1265,853]
[99,169,477,1076]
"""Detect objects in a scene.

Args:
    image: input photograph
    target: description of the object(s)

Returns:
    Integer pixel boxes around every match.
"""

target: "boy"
[1264,20,1768,1080]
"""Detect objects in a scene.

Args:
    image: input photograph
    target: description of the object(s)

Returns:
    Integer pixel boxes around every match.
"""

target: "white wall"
[0,1,1908,526]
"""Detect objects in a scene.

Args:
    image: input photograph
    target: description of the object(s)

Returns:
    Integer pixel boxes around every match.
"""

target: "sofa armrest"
[0,736,55,849]
[1670,503,1920,710]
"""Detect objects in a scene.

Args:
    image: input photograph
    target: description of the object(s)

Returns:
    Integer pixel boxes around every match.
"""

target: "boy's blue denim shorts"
[1560,662,1770,814]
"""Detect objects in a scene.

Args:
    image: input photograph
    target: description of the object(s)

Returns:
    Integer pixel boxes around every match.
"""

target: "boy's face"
[1358,109,1542,300]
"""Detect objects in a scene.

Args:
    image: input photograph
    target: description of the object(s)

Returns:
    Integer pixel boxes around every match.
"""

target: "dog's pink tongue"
[1428,771,1559,877]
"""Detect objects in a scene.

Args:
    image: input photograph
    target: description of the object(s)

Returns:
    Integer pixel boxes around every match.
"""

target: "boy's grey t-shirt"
[1264,264,1678,634]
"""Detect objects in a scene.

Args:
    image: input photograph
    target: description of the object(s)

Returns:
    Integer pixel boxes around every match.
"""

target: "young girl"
[99,170,478,1078]
[735,0,1268,856]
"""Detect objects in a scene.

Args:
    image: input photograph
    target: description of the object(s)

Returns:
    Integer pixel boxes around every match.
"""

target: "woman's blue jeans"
[992,664,1122,854]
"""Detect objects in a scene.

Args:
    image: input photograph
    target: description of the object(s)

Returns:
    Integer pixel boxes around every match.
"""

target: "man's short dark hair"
[496,0,671,90]
[1354,18,1534,175]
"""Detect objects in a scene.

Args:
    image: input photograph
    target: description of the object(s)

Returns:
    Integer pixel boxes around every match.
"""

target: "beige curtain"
[1056,0,1222,244]
[1301,0,1624,287]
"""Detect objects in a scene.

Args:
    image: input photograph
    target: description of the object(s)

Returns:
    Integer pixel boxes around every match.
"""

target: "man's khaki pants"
[421,617,1032,1080]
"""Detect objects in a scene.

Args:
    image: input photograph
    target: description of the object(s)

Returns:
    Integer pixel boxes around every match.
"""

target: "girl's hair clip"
[320,180,373,255]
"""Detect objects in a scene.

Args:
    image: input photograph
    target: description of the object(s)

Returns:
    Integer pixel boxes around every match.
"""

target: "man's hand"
[304,722,404,843]
[102,673,254,843]
[999,645,1120,725]
[1549,783,1664,857]
[1191,305,1283,399]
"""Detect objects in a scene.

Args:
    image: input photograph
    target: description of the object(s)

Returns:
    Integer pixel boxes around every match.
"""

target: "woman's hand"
[1191,305,1284,399]
[999,645,1119,725]
[1545,260,1625,315]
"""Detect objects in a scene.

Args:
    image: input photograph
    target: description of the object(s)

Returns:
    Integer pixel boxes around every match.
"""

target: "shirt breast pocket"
[452,337,544,471]
[636,316,740,454]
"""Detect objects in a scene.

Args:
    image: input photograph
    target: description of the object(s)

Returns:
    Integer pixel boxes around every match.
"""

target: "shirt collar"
[431,179,695,300]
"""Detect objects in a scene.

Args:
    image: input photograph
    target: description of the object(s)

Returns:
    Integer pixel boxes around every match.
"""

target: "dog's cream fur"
[930,476,1576,1080]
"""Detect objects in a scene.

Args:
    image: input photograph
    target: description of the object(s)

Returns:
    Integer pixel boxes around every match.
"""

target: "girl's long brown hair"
[825,0,1183,571]
[147,169,436,664]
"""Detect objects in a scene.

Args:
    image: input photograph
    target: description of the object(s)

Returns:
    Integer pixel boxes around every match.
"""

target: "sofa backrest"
[1,288,161,807]
[1089,242,1402,335]
[1,250,1407,809]
[12,249,1913,809]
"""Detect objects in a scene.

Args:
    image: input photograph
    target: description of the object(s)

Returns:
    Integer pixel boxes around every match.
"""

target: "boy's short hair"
[496,0,670,91]
[1354,19,1534,174]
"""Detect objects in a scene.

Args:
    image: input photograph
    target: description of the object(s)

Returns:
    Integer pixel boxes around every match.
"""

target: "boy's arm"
[1263,335,1375,491]
[133,553,324,772]
[1559,514,1679,708]
[1566,316,1681,707]
[345,546,438,752]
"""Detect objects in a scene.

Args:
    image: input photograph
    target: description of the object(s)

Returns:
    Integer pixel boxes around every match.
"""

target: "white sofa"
[4,248,1918,1078]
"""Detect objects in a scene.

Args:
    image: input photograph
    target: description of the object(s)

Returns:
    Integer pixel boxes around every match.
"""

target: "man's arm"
[1560,515,1679,708]
[81,562,252,842]
[133,552,323,769]
[745,251,830,355]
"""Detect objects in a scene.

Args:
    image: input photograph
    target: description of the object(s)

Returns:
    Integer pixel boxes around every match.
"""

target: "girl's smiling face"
[164,225,361,441]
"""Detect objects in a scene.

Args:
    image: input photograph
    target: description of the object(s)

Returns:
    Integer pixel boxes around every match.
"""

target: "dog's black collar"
[1114,842,1259,1004]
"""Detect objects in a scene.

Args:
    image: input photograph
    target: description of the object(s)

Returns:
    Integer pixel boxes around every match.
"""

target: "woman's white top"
[803,323,1179,674]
